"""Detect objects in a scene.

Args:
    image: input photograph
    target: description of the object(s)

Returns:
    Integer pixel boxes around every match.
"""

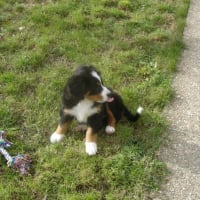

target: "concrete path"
[152,0,200,199]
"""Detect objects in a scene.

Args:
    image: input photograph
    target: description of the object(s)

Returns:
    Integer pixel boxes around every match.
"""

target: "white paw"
[85,142,97,156]
[50,132,65,143]
[137,106,144,114]
[105,125,115,134]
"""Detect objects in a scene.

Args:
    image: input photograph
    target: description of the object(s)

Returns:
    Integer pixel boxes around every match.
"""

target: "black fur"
[59,65,141,132]
[51,65,143,155]
[107,92,141,122]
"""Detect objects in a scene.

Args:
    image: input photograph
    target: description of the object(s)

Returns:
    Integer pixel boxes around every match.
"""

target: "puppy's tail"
[124,106,143,122]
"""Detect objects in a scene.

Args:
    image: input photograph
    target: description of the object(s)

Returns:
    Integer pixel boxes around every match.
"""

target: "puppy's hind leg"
[105,104,116,134]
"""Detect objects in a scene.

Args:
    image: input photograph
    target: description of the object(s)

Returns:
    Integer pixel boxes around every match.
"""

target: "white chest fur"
[70,99,99,123]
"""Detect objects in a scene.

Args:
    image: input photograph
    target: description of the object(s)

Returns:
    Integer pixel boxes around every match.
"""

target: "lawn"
[0,0,189,199]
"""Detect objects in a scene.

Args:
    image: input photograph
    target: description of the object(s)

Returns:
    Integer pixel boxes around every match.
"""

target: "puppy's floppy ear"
[68,75,88,98]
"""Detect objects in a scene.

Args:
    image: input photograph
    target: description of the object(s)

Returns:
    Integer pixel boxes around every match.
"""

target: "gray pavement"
[152,0,200,199]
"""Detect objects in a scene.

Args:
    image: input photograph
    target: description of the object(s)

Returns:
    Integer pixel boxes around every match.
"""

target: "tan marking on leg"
[106,103,116,128]
[85,127,97,143]
[55,121,71,135]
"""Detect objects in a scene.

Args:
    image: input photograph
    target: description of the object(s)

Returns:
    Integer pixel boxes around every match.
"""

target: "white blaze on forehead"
[91,70,112,103]
[91,71,102,83]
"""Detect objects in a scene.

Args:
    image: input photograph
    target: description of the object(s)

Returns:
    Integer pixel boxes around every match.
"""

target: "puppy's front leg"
[50,115,73,143]
[85,127,97,156]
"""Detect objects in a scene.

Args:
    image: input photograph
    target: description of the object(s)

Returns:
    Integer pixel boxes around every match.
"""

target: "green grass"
[0,0,190,199]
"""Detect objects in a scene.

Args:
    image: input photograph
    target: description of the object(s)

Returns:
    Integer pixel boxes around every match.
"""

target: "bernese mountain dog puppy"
[50,65,143,155]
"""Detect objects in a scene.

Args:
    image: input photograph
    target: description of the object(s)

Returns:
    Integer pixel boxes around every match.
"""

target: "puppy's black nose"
[107,93,114,98]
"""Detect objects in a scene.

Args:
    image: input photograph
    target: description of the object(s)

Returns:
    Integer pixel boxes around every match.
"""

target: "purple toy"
[0,130,31,175]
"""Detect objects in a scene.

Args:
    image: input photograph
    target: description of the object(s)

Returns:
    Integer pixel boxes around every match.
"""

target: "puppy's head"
[68,65,114,103]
